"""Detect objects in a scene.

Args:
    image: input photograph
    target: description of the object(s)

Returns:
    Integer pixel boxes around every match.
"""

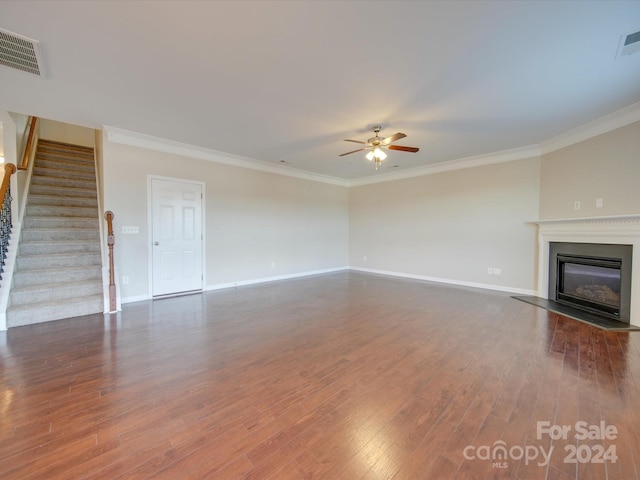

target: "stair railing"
[0,163,17,284]
[19,116,38,171]
[104,211,117,312]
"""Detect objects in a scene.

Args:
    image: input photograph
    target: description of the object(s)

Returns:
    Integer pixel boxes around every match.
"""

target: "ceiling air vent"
[0,28,44,76]
[617,29,640,58]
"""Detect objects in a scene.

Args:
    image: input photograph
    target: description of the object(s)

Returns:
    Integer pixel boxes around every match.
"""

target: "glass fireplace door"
[557,255,622,317]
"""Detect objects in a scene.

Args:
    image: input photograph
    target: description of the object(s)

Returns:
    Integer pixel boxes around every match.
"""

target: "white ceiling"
[1,0,639,181]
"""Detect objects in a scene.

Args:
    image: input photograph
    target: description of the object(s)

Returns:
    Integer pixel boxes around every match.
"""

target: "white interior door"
[151,178,203,296]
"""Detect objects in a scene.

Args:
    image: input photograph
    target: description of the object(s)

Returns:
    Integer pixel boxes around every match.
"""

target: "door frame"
[147,175,206,297]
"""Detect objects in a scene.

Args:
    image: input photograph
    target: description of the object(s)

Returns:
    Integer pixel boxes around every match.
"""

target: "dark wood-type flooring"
[1,271,640,479]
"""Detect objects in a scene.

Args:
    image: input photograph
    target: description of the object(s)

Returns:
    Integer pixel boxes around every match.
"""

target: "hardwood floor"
[1,271,639,479]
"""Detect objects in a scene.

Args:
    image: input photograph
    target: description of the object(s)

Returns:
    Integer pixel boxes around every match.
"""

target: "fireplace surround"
[548,242,632,323]
[535,215,640,327]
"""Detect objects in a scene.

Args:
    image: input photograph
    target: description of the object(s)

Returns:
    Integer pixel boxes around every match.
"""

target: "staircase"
[7,140,104,327]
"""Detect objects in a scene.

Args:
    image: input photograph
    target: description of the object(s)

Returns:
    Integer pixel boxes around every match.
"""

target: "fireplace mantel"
[535,214,640,225]
[535,215,640,326]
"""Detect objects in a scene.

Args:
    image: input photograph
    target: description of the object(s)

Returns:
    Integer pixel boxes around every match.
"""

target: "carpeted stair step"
[27,194,98,208]
[7,295,104,327]
[33,163,95,183]
[32,165,97,181]
[24,216,98,229]
[27,184,97,198]
[37,147,93,156]
[20,228,100,243]
[33,152,95,168]
[37,139,94,155]
[32,156,94,167]
[12,265,102,288]
[35,157,95,173]
[7,139,104,329]
[10,280,103,306]
[36,143,94,155]
[19,240,101,256]
[26,204,98,218]
[30,175,97,191]
[16,251,102,270]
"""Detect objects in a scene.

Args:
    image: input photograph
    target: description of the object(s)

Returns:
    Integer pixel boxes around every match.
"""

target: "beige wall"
[39,118,95,147]
[539,121,640,219]
[8,111,29,160]
[348,120,640,293]
[97,118,640,301]
[349,158,541,292]
[102,141,349,300]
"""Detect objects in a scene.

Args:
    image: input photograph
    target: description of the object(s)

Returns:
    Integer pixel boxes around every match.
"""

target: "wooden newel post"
[105,211,117,312]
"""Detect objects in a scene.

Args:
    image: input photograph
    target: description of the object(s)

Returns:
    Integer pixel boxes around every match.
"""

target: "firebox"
[549,242,633,324]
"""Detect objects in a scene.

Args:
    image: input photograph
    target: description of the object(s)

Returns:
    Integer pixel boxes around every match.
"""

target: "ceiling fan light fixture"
[339,125,418,170]
[373,148,387,160]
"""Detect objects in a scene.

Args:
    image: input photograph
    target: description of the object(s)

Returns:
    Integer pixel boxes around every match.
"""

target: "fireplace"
[548,242,632,324]
[534,215,640,328]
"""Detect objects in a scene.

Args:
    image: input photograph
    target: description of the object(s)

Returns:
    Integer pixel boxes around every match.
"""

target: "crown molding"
[104,101,640,189]
[348,144,541,187]
[350,101,640,187]
[534,214,640,225]
[539,101,640,155]
[103,126,350,187]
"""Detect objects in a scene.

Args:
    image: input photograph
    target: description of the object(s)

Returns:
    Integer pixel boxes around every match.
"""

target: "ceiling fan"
[339,125,419,170]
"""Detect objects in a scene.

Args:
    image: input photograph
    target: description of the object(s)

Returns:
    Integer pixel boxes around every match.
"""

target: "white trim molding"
[120,266,349,305]
[104,126,349,187]
[104,101,640,188]
[540,102,640,155]
[204,267,349,292]
[349,144,541,187]
[535,214,640,326]
[351,101,640,186]
[349,266,536,296]
[120,265,535,306]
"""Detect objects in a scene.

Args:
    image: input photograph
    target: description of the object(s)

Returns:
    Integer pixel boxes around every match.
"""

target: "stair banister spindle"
[0,163,16,284]
[105,211,116,312]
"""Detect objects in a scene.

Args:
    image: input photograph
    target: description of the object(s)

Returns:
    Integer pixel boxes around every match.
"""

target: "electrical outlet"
[363,256,367,261]
[574,201,581,210]
[122,226,139,234]
[596,198,604,208]
[493,268,502,275]
[122,276,130,285]
[488,267,494,275]
[271,262,276,268]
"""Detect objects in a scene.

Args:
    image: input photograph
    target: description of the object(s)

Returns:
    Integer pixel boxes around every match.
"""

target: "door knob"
[154,241,159,246]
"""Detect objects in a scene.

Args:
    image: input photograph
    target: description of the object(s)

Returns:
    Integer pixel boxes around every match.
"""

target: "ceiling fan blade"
[344,139,367,144]
[339,147,367,156]
[388,145,420,153]
[381,132,406,145]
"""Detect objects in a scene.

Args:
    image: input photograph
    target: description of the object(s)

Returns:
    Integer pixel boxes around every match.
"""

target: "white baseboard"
[120,294,152,304]
[349,266,537,296]
[119,265,536,306]
[120,267,349,305]
[204,267,349,292]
